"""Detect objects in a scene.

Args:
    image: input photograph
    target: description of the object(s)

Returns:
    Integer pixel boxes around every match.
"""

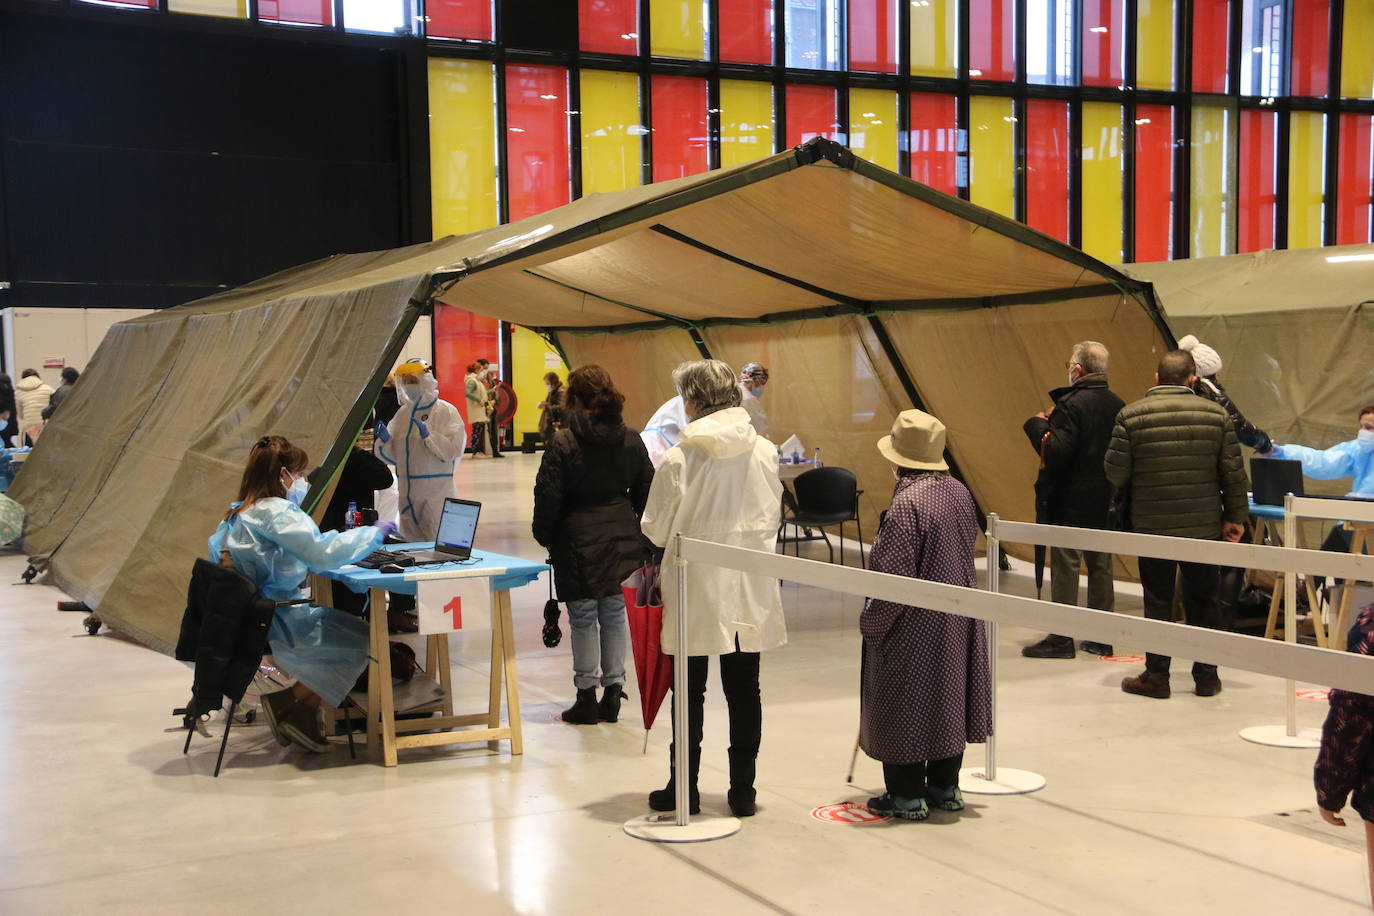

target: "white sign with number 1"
[416,577,492,635]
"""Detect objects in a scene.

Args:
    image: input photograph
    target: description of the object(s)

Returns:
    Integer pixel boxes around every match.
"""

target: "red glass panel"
[652,76,710,182]
[1082,0,1124,88]
[258,0,331,25]
[427,0,492,40]
[504,65,571,221]
[968,0,1014,81]
[1025,100,1070,242]
[579,0,639,54]
[84,0,156,7]
[1191,0,1230,94]
[908,92,958,195]
[1133,104,1174,262]
[784,84,838,148]
[1238,108,1277,253]
[720,0,773,65]
[434,306,500,424]
[1338,113,1374,245]
[848,0,897,73]
[1290,0,1330,97]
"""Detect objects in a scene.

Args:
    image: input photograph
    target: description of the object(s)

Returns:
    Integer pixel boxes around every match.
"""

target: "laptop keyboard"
[355,550,415,569]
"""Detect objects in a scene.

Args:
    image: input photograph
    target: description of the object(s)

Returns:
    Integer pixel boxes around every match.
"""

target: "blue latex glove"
[415,419,430,439]
[375,520,398,540]
[374,422,390,444]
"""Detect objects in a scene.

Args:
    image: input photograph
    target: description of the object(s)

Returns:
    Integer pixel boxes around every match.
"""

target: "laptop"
[401,498,482,565]
[1251,457,1304,506]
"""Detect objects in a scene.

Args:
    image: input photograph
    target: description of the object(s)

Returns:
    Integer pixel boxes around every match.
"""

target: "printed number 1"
[444,597,462,630]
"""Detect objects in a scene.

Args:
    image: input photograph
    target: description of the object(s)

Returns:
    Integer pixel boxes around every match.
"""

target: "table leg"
[1265,574,1282,640]
[499,590,523,756]
[367,587,384,759]
[438,633,454,717]
[487,597,503,732]
[1306,576,1329,648]
[376,592,398,767]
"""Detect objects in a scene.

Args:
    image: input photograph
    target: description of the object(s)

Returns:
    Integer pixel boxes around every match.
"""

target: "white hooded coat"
[641,406,785,656]
[15,375,53,439]
[381,376,465,541]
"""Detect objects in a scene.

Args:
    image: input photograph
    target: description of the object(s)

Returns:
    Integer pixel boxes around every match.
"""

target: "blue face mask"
[1358,429,1374,453]
[285,476,309,506]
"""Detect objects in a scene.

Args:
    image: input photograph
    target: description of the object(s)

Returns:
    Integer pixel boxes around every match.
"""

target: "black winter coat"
[1022,375,1126,528]
[1195,376,1272,453]
[532,409,654,600]
[322,446,395,532]
[176,558,276,717]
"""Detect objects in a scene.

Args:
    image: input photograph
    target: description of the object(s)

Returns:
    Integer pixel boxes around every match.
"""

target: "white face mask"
[1358,429,1374,452]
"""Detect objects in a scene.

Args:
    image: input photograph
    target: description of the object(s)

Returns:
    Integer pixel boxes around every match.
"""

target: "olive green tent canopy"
[13,139,1171,652]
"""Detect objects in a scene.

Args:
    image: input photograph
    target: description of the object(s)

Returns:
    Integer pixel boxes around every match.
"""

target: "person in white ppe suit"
[639,394,691,468]
[739,362,770,438]
[374,359,465,542]
[640,359,784,821]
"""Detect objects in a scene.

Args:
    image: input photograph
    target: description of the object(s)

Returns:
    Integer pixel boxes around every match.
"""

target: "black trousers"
[1138,556,1225,677]
[668,646,761,788]
[469,421,501,455]
[883,753,964,798]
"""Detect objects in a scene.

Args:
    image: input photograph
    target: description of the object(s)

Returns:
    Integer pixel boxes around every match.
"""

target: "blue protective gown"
[209,497,383,707]
[1274,440,1374,498]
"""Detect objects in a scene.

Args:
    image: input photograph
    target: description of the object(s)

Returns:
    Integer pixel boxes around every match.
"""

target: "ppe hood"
[679,406,757,460]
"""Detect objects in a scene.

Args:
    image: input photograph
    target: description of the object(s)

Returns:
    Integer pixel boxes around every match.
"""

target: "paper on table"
[778,434,805,460]
[417,577,492,634]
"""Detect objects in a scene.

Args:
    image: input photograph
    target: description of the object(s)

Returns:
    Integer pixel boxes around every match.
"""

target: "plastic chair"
[782,467,865,568]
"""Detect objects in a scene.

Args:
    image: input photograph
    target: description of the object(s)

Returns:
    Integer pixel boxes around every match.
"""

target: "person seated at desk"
[210,435,396,753]
[1272,404,1374,552]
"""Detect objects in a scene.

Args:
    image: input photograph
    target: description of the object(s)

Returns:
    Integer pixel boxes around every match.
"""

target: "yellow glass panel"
[650,0,708,59]
[1342,0,1374,99]
[1135,0,1175,90]
[168,0,246,16]
[719,80,775,169]
[1287,111,1326,249]
[580,70,643,195]
[1080,103,1123,262]
[428,59,499,238]
[1190,103,1236,257]
[847,89,899,172]
[968,96,1015,218]
[910,0,958,77]
[511,327,564,438]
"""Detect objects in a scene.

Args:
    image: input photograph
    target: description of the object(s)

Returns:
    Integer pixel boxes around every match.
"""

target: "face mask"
[1358,429,1374,452]
[285,475,309,506]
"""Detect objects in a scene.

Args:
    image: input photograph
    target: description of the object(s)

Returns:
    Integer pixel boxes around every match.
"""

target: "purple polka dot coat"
[859,473,992,764]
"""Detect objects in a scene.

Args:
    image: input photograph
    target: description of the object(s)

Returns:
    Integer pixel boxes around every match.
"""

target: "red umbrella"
[622,564,672,753]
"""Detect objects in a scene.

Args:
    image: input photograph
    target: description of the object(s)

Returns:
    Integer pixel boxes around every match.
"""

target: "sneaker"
[1121,671,1171,699]
[259,689,293,747]
[866,793,929,822]
[1194,677,1223,697]
[1021,635,1075,659]
[1080,640,1114,656]
[926,785,965,811]
[279,703,331,753]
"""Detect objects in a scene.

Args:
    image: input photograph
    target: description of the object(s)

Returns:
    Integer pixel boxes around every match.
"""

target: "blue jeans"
[566,594,628,690]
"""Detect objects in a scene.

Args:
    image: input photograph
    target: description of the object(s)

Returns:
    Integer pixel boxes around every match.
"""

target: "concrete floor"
[0,452,1365,914]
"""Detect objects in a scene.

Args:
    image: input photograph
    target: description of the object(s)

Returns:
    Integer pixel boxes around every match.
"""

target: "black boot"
[648,740,701,814]
[561,688,599,725]
[727,749,757,817]
[598,684,625,723]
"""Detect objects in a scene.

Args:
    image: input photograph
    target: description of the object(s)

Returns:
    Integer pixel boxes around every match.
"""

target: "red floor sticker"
[1100,654,1145,663]
[810,803,889,825]
[1297,688,1330,702]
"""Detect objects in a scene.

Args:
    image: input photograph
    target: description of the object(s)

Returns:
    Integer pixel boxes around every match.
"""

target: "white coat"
[740,385,770,438]
[640,395,690,468]
[641,406,785,656]
[15,376,53,440]
[381,394,465,541]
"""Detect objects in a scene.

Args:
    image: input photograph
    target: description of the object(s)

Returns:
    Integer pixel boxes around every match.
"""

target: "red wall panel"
[1026,99,1070,242]
[1290,0,1330,97]
[652,75,710,181]
[1082,0,1124,88]
[968,0,1015,81]
[1238,108,1277,253]
[1338,113,1374,245]
[1133,104,1174,261]
[434,306,500,424]
[427,0,491,39]
[504,65,571,221]
[908,92,959,196]
[1191,0,1229,94]
[785,84,839,148]
[579,0,639,54]
[848,0,897,73]
[720,0,773,64]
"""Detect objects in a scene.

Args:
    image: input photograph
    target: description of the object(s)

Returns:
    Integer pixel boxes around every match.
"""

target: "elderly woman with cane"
[861,409,991,821]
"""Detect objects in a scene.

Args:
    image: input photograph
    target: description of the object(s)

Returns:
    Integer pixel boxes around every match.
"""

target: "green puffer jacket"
[1104,386,1249,539]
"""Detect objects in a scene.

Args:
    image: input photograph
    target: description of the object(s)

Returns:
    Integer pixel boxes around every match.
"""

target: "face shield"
[393,359,438,405]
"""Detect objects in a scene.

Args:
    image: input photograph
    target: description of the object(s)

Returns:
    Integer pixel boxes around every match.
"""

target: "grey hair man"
[1021,340,1126,659]
[673,359,743,419]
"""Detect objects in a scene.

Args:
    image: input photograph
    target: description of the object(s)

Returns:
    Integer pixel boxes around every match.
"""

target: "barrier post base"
[959,767,1046,795]
[1238,725,1321,748]
[623,814,742,843]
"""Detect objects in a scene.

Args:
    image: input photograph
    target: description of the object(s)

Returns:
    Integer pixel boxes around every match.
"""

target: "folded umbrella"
[622,564,672,754]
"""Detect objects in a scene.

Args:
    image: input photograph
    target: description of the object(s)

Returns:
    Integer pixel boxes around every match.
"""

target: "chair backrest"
[177,558,275,717]
[793,467,859,517]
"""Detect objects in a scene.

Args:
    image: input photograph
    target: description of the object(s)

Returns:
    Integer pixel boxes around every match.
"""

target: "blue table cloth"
[325,543,548,596]
[1248,499,1285,521]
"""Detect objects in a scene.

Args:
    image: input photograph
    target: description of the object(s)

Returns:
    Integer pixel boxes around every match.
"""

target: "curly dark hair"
[566,365,625,421]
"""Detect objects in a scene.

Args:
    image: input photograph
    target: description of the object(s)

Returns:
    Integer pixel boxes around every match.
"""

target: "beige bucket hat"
[877,409,950,472]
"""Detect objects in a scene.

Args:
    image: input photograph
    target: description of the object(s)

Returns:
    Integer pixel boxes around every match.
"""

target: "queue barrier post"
[960,513,1047,795]
[624,533,742,842]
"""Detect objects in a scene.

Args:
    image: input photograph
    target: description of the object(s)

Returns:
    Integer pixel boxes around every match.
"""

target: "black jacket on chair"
[176,558,276,718]
[532,409,654,600]
[1022,374,1125,529]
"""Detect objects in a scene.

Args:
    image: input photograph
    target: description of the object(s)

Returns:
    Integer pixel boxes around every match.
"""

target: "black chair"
[782,467,866,568]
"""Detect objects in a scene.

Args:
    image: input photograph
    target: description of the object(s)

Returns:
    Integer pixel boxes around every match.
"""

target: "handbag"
[1108,484,1132,531]
[542,561,562,648]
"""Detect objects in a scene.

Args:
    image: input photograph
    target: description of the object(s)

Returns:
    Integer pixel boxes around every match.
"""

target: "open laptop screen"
[436,498,481,557]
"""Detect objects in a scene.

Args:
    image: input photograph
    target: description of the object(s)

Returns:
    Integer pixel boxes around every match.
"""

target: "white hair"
[672,360,742,420]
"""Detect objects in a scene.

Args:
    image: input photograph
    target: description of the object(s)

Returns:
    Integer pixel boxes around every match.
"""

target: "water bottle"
[813,447,822,468]
[345,501,359,530]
